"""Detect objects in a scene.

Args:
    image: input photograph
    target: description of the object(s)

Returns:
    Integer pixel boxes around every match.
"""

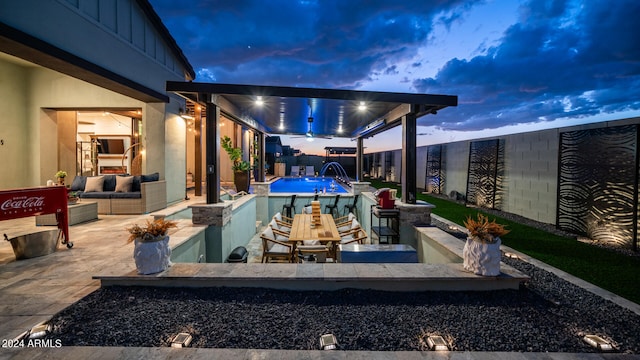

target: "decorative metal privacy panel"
[384,151,394,181]
[557,125,638,250]
[466,139,505,209]
[425,145,444,194]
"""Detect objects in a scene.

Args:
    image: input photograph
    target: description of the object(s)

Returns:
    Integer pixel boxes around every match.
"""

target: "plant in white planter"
[126,219,177,275]
[462,214,510,276]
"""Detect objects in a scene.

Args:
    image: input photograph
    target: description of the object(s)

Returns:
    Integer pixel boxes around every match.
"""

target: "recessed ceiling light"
[358,101,366,111]
[256,96,264,106]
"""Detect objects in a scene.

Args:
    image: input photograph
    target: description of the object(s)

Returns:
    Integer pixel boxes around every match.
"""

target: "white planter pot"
[462,236,501,276]
[133,235,172,275]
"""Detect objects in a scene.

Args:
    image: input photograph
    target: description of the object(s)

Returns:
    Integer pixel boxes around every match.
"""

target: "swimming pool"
[270,177,349,193]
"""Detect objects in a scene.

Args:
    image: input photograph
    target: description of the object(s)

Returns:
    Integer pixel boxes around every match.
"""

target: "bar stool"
[324,194,340,218]
[343,194,359,219]
[282,194,297,218]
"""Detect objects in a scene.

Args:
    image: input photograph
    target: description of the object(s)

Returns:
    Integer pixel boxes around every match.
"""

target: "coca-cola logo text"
[1,196,45,211]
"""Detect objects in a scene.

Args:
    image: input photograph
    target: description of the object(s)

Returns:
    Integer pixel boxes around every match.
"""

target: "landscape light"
[504,252,520,259]
[319,334,338,350]
[171,332,193,348]
[426,335,449,351]
[583,335,613,351]
[28,323,51,339]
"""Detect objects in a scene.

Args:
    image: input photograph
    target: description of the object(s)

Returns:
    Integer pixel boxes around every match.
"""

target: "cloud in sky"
[414,0,640,131]
[151,0,640,150]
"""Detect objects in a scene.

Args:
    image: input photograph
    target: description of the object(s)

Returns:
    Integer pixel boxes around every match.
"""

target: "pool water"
[270,177,349,193]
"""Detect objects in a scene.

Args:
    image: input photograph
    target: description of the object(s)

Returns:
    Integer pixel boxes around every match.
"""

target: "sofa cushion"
[84,176,104,192]
[109,192,141,199]
[142,172,159,182]
[70,176,87,191]
[115,176,134,192]
[79,191,112,199]
[103,175,117,191]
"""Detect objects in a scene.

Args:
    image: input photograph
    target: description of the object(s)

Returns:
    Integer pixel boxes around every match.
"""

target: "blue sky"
[150,0,640,154]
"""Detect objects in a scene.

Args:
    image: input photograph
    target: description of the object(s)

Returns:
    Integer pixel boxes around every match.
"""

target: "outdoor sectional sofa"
[70,173,166,215]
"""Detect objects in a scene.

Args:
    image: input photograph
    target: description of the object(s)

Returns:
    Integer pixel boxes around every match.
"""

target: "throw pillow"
[115,176,134,192]
[102,175,117,191]
[141,172,160,182]
[70,176,87,191]
[84,176,105,192]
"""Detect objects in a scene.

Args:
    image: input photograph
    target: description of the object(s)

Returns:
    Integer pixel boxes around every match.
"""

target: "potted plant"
[462,213,510,276]
[55,170,67,186]
[67,191,79,204]
[221,135,251,192]
[126,219,177,275]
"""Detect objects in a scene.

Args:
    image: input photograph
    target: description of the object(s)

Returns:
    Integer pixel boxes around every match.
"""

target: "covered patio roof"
[167,81,457,204]
[166,82,457,139]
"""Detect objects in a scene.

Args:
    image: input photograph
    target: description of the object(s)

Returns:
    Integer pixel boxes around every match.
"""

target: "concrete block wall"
[365,117,639,228]
[502,129,559,224]
[442,141,470,198]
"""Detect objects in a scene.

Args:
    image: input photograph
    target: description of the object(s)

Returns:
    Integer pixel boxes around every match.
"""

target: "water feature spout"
[319,162,351,184]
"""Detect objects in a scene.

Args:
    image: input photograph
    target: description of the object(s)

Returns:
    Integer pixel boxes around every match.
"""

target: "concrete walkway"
[1,196,638,359]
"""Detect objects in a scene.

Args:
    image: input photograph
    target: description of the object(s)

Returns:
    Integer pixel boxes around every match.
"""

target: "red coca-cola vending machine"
[1,186,73,252]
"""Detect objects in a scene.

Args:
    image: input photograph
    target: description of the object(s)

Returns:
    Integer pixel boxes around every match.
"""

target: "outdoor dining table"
[288,214,341,256]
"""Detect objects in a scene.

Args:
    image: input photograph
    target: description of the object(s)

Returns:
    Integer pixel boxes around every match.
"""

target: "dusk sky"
[150,0,640,154]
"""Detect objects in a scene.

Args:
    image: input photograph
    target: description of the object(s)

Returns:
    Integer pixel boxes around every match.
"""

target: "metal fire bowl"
[5,229,60,260]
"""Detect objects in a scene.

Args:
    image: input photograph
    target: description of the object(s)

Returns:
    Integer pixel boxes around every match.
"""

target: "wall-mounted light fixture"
[179,107,194,120]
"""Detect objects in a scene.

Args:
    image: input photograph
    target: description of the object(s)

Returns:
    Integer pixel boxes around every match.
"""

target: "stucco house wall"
[0,0,193,205]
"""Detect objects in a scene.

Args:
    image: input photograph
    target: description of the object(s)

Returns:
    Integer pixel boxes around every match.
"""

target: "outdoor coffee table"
[36,201,98,226]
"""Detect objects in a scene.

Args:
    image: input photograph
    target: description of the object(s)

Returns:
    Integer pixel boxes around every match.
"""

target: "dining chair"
[335,213,357,233]
[303,194,319,214]
[324,194,340,218]
[282,194,297,218]
[343,194,359,219]
[273,212,293,225]
[340,227,367,245]
[269,218,290,234]
[296,244,330,263]
[260,226,293,263]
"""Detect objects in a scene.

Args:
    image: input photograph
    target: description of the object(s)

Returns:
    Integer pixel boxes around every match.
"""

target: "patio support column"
[356,137,364,182]
[401,111,417,204]
[194,104,203,196]
[257,132,265,182]
[205,100,220,204]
